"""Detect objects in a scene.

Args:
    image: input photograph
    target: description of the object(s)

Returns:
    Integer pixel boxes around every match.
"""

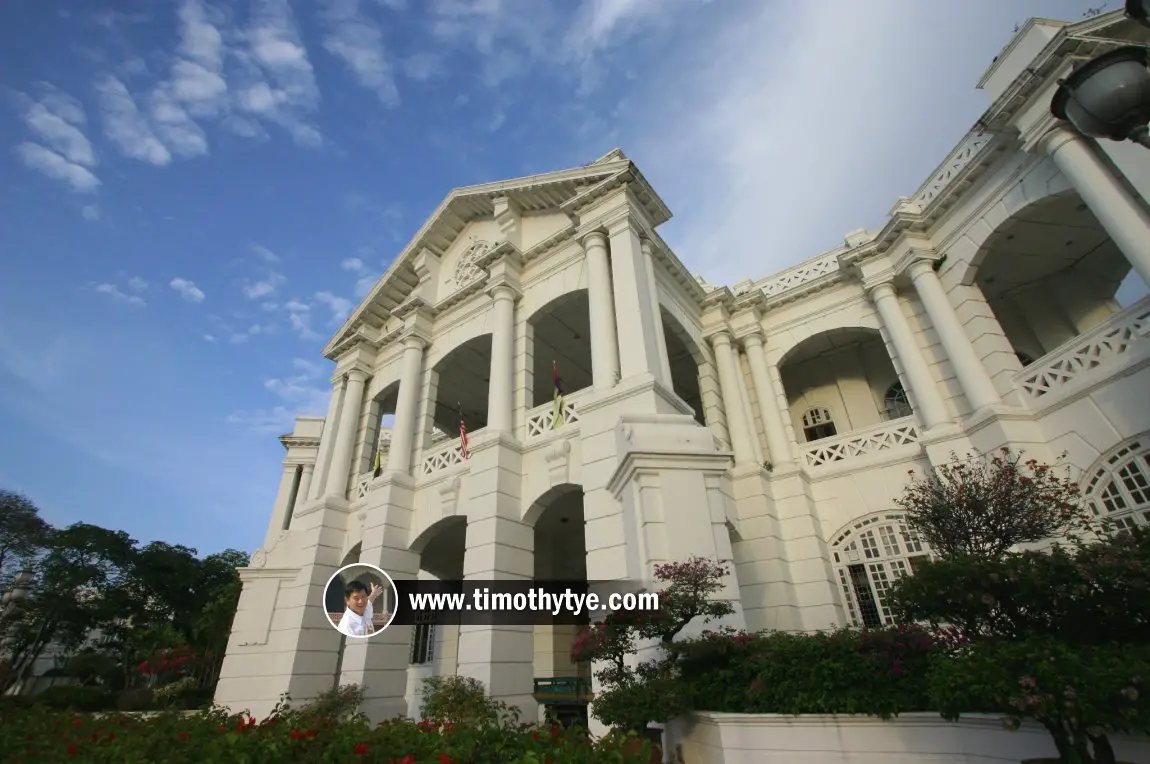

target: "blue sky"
[0,0,1132,558]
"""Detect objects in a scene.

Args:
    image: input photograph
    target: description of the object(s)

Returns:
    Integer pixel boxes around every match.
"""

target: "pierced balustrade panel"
[801,417,921,468]
[759,253,840,298]
[421,440,464,476]
[525,394,584,440]
[1016,298,1150,401]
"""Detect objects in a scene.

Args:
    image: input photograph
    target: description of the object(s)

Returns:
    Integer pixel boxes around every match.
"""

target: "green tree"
[0,490,52,592]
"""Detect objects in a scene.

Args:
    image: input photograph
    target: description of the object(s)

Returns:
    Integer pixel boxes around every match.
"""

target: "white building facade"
[215,11,1150,729]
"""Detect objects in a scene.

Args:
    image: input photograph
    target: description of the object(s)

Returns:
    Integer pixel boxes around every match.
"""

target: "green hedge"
[669,625,940,719]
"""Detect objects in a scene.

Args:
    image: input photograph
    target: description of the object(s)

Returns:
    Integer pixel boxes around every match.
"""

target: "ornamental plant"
[897,448,1093,559]
[570,556,735,731]
[0,687,654,763]
[928,637,1150,764]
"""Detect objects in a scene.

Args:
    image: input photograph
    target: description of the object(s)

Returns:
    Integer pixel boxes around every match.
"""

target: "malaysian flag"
[551,360,566,429]
[458,402,470,460]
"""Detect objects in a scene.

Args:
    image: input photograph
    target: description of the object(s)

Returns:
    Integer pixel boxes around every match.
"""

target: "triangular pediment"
[323,149,670,358]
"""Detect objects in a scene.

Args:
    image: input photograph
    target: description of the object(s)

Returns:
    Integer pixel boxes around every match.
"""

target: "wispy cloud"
[242,272,286,300]
[250,244,280,263]
[226,356,330,434]
[92,282,146,307]
[94,74,173,165]
[283,298,320,341]
[13,87,100,192]
[315,291,353,325]
[170,277,206,302]
[319,0,399,106]
[340,256,380,298]
[81,204,100,221]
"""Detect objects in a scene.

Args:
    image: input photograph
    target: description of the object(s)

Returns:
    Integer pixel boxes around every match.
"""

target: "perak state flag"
[551,360,566,429]
[458,403,470,460]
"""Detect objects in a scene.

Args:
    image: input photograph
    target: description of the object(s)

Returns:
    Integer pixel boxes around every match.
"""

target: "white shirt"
[337,599,374,637]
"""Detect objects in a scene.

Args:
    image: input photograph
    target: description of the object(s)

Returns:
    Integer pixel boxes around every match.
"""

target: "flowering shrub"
[669,624,942,719]
[929,637,1150,764]
[0,694,654,763]
[897,448,1093,559]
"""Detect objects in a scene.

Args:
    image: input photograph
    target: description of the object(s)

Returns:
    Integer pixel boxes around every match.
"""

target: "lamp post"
[1050,43,1150,150]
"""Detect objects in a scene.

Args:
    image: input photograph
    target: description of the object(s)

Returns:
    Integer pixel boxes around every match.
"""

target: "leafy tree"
[0,490,52,593]
[897,448,1093,559]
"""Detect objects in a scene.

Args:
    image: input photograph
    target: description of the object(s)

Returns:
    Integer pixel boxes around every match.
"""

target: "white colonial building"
[215,10,1150,736]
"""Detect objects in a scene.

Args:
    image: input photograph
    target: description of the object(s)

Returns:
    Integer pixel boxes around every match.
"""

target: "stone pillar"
[640,238,673,386]
[265,465,301,546]
[486,284,517,434]
[582,232,620,390]
[905,259,1002,413]
[1041,127,1150,288]
[309,377,345,500]
[709,330,757,465]
[295,464,314,511]
[867,281,951,430]
[387,336,426,474]
[324,368,369,500]
[742,332,795,467]
[607,218,665,382]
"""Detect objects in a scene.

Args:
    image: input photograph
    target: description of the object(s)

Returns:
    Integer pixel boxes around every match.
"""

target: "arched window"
[1083,439,1150,532]
[830,512,932,629]
[1016,351,1036,367]
[882,381,913,420]
[801,406,837,442]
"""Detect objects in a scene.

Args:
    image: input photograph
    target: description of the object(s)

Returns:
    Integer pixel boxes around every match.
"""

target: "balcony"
[800,416,922,469]
[532,676,592,704]
[524,389,589,441]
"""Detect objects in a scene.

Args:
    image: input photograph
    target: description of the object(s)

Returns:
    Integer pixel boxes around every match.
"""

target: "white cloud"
[203,333,218,343]
[403,52,442,82]
[170,0,228,117]
[341,257,364,271]
[227,357,330,434]
[284,299,320,340]
[15,143,100,193]
[315,291,353,325]
[13,87,100,193]
[149,85,209,158]
[319,0,400,107]
[81,204,100,221]
[94,75,172,166]
[242,272,286,300]
[251,244,280,263]
[127,277,148,292]
[93,282,146,307]
[170,277,206,302]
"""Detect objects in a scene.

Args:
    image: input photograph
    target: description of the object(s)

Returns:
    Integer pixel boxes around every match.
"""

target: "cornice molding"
[606,450,734,499]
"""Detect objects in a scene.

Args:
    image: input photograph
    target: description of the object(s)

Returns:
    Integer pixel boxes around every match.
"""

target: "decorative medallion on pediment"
[451,239,494,287]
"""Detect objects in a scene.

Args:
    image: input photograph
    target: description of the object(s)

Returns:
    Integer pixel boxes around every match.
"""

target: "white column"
[309,377,345,499]
[265,464,300,545]
[868,282,951,430]
[905,259,1002,413]
[742,332,794,467]
[607,219,664,381]
[709,331,757,465]
[1041,127,1150,288]
[640,238,673,387]
[486,285,516,433]
[387,336,426,474]
[324,368,369,500]
[583,231,620,390]
[295,464,314,511]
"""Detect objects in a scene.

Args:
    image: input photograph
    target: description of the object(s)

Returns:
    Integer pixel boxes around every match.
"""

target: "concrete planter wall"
[661,712,1150,764]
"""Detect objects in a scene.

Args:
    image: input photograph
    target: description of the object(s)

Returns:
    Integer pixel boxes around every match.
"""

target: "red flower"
[178,731,189,741]
[550,724,561,739]
[306,728,318,739]
[440,753,456,764]
[353,742,371,756]
[66,742,78,756]
[71,718,83,727]
[290,728,305,741]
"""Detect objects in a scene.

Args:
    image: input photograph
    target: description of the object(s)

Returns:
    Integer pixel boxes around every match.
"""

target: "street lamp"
[1051,45,1150,149]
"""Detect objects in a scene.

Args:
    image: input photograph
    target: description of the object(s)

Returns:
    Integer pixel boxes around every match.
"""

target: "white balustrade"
[421,438,466,476]
[758,252,840,298]
[801,416,921,468]
[525,390,586,440]
[1015,296,1150,402]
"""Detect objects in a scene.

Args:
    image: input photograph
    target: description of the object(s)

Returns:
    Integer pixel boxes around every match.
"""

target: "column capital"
[485,280,521,302]
[399,331,428,351]
[639,237,655,257]
[739,329,766,349]
[345,367,370,384]
[300,462,315,474]
[862,276,897,298]
[601,209,645,238]
[580,230,609,250]
[706,328,735,348]
[1036,125,1083,157]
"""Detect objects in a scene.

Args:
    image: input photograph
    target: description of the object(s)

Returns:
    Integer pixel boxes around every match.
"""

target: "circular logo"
[323,563,399,638]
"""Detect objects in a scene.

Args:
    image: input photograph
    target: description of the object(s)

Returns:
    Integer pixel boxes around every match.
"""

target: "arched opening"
[778,327,905,443]
[529,289,593,407]
[405,516,467,710]
[661,308,705,425]
[972,191,1147,366]
[882,382,912,421]
[830,512,933,629]
[428,335,492,441]
[363,382,399,476]
[528,484,590,729]
[1083,436,1150,532]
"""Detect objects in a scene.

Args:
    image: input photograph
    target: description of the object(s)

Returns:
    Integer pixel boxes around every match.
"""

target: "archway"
[777,327,904,443]
[428,335,492,440]
[362,382,399,475]
[529,290,592,407]
[527,484,590,728]
[661,308,705,425]
[968,191,1146,365]
[829,512,933,629]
